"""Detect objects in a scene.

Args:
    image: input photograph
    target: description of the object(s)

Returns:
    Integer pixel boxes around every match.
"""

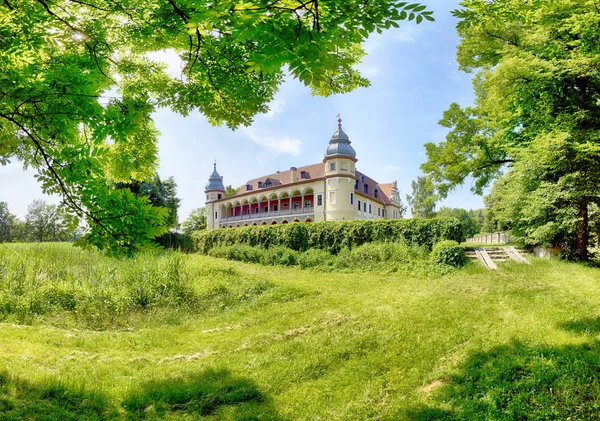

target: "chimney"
[290,167,298,183]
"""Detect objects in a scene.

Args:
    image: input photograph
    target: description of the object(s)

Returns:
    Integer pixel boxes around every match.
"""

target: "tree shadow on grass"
[0,370,117,420]
[1,368,279,421]
[558,317,600,334]
[405,340,600,420]
[122,368,280,420]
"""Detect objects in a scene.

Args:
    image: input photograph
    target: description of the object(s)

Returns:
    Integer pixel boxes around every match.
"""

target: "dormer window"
[361,175,365,183]
[246,184,253,191]
[364,184,368,194]
[258,181,263,188]
[354,180,358,189]
[300,171,308,179]
[264,180,272,187]
[374,189,378,198]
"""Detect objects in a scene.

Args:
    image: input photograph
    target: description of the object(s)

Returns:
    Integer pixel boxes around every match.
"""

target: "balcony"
[220,207,314,223]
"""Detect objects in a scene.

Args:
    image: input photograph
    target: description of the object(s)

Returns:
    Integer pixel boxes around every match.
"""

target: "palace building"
[204,117,403,229]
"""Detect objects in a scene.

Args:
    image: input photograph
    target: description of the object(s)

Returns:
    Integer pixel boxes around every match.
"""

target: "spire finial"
[213,160,217,171]
[337,114,342,129]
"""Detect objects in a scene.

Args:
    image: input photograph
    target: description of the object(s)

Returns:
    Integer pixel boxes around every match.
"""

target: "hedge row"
[193,218,462,254]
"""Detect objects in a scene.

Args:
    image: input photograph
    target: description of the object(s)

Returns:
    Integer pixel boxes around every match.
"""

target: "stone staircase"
[465,247,530,270]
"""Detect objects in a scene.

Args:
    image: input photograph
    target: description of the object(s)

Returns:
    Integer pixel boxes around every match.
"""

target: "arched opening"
[293,219,300,223]
[252,223,257,226]
[282,220,289,224]
[305,218,313,223]
[262,222,268,225]
[244,224,248,227]
[271,221,277,225]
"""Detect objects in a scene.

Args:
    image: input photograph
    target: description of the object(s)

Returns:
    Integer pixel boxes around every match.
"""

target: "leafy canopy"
[421,0,600,258]
[1,0,434,256]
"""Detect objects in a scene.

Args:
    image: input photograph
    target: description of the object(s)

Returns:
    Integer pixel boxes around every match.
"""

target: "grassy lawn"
[1,243,600,420]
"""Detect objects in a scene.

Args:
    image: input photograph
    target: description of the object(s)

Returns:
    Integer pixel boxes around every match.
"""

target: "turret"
[322,115,357,221]
[205,161,225,229]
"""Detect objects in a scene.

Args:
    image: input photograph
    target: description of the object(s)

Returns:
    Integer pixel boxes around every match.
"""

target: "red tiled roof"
[222,162,396,206]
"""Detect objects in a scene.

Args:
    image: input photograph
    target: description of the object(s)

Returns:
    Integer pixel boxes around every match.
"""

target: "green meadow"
[1,243,600,420]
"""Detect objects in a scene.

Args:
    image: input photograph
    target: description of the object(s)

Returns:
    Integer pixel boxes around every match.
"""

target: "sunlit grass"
[1,243,599,420]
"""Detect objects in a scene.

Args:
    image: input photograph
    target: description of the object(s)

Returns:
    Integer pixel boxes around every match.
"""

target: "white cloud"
[146,49,183,78]
[261,97,286,119]
[242,127,302,156]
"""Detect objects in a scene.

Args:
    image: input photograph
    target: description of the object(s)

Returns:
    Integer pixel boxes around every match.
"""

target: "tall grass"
[0,243,304,328]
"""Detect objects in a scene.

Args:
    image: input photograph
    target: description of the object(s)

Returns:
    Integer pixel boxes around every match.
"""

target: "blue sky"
[0,0,484,221]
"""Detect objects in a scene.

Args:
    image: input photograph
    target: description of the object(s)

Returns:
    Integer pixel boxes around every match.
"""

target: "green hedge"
[193,218,462,254]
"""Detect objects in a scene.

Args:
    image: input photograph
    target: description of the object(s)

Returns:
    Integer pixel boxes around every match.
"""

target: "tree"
[437,207,478,240]
[25,200,73,242]
[1,1,433,255]
[421,0,600,260]
[0,202,18,242]
[406,176,437,219]
[119,174,181,229]
[182,207,207,233]
[224,185,239,198]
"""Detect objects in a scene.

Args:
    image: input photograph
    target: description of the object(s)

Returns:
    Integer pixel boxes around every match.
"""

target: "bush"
[194,218,462,255]
[431,240,466,267]
[297,248,335,269]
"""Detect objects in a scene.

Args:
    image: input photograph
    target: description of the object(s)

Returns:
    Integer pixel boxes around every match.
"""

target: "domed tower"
[322,115,358,222]
[205,161,225,229]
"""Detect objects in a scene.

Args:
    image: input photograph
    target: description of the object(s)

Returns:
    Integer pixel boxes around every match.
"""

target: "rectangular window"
[256,207,259,214]
[215,212,218,219]
[305,200,311,208]
[264,206,268,212]
[369,204,372,214]
[218,194,222,200]
[274,205,278,211]
[317,195,323,206]
[378,208,381,217]
[350,193,354,205]
[364,184,369,194]
[358,200,361,211]
[330,162,336,171]
[293,202,299,209]
[355,180,359,189]
[364,202,367,212]
[300,171,307,179]
[329,191,336,205]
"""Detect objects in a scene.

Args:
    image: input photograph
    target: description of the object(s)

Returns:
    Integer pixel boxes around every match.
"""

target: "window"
[378,208,381,217]
[218,194,222,200]
[274,205,278,211]
[358,200,361,211]
[355,180,359,189]
[369,204,372,214]
[258,181,263,188]
[317,195,323,206]
[374,189,378,198]
[246,184,253,191]
[364,184,369,194]
[382,209,385,218]
[329,191,336,205]
[305,200,311,208]
[264,206,268,212]
[206,194,209,200]
[283,202,288,207]
[256,207,259,214]
[363,202,367,212]
[215,212,218,219]
[264,180,272,187]
[300,171,307,179]
[330,162,336,171]
[293,201,299,209]
[350,193,354,205]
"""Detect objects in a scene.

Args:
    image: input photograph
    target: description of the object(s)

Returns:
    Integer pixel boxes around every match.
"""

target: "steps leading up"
[465,246,530,270]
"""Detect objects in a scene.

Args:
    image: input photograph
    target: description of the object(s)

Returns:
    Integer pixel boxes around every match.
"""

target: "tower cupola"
[205,161,225,192]
[325,115,356,158]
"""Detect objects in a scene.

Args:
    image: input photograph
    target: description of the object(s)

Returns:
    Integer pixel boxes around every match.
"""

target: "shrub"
[297,248,335,269]
[431,240,466,267]
[260,246,299,266]
[193,218,462,255]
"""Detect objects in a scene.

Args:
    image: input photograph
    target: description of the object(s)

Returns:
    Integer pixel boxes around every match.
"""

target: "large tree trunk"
[575,197,589,261]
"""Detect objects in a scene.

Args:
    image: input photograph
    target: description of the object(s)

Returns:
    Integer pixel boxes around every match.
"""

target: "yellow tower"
[204,162,225,229]
[322,116,357,222]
